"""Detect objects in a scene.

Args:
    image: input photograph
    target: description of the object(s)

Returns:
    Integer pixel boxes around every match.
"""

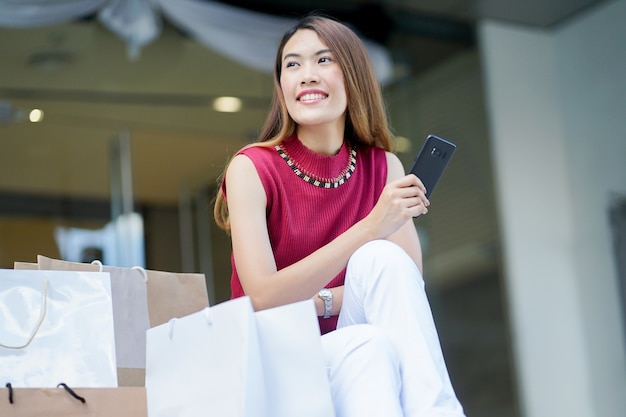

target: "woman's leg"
[338,239,465,417]
[321,324,404,417]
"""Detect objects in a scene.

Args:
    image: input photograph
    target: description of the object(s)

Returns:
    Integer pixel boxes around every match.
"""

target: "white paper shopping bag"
[256,300,335,417]
[0,269,117,388]
[145,296,266,417]
[35,256,151,376]
[35,255,209,387]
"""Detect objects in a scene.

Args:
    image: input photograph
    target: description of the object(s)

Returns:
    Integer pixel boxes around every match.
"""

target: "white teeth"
[299,93,326,101]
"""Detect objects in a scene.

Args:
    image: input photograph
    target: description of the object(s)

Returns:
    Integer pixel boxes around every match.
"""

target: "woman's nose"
[300,65,319,84]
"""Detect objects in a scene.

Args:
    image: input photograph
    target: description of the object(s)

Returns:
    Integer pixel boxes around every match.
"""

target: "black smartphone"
[408,134,456,199]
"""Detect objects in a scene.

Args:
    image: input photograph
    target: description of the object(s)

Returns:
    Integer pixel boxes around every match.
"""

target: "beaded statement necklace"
[275,142,357,189]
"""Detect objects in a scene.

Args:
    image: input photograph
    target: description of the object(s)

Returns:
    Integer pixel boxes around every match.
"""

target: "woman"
[214,13,465,417]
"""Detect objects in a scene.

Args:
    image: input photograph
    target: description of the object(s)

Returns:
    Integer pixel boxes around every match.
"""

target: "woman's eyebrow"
[282,52,300,61]
[283,49,332,62]
[315,48,332,56]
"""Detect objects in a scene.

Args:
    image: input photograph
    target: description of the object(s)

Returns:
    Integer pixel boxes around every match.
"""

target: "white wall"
[555,1,626,415]
[478,0,626,416]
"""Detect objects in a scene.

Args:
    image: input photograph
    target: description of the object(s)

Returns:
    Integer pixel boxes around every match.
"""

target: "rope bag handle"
[0,277,49,349]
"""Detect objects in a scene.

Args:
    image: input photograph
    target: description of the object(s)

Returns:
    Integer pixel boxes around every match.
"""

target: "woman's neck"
[296,123,345,156]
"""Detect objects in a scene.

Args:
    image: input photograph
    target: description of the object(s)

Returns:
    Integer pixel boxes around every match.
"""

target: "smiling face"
[279,29,347,133]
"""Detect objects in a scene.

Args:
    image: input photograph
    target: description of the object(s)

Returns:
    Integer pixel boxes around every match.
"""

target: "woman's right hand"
[363,173,429,240]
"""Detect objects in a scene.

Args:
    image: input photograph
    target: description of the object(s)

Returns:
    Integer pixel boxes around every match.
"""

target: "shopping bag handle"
[4,382,86,404]
[132,266,149,282]
[57,383,86,403]
[90,260,149,283]
[0,277,49,350]
[166,307,213,340]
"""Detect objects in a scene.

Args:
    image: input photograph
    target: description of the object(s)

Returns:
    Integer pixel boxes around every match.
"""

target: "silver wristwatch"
[318,288,333,319]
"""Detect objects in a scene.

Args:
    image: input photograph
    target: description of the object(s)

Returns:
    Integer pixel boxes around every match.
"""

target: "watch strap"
[318,289,332,319]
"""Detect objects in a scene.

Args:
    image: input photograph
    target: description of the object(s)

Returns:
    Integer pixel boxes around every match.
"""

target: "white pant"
[321,240,466,417]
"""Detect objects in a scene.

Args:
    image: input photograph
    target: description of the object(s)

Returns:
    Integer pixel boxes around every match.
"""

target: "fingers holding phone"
[366,176,427,238]
[399,174,430,215]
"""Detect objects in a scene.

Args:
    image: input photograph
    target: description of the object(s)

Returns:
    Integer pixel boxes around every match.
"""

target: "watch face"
[319,289,332,299]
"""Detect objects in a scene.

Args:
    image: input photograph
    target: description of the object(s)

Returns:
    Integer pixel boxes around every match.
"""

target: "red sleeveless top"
[226,135,388,334]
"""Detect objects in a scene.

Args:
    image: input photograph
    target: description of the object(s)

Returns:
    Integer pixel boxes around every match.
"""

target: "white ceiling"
[0,0,606,206]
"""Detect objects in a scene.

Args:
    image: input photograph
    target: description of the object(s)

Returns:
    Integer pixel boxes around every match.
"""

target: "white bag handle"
[91,259,149,283]
[166,308,213,341]
[167,318,177,340]
[202,307,213,326]
[132,265,149,283]
[0,277,49,350]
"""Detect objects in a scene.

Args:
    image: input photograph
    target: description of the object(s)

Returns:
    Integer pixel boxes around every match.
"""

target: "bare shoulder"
[225,153,261,189]
[225,153,266,207]
[226,153,256,177]
[384,151,407,182]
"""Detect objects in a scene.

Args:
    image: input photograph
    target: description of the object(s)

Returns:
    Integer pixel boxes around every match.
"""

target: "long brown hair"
[213,14,394,232]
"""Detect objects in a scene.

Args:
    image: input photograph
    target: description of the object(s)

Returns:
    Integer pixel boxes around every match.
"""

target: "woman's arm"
[225,152,428,311]
[384,152,426,272]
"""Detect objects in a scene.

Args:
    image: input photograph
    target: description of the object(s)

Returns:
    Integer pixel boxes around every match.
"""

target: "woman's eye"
[319,56,332,63]
[285,61,299,68]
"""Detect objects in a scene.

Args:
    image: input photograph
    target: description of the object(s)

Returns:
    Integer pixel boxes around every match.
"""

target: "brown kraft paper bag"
[0,385,147,417]
[13,261,38,270]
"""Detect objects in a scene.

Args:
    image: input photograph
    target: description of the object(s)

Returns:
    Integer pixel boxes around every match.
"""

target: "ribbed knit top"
[226,134,388,334]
